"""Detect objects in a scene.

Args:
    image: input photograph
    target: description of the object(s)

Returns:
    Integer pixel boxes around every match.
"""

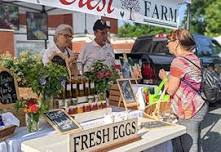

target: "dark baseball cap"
[93,19,111,31]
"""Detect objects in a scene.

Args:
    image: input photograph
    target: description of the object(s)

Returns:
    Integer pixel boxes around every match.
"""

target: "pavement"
[201,102,221,152]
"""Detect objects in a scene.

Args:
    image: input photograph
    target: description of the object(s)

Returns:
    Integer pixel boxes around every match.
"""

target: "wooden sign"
[44,109,82,134]
[0,67,19,104]
[117,79,138,110]
[51,53,72,79]
[69,118,138,152]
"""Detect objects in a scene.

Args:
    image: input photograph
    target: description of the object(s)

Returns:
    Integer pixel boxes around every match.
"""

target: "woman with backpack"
[159,29,208,152]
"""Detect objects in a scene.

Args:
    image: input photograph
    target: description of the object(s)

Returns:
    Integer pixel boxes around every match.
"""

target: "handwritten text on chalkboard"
[45,110,80,133]
[0,71,17,104]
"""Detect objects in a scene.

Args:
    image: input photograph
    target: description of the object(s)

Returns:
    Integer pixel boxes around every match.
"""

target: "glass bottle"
[77,75,84,97]
[84,76,90,96]
[71,77,78,105]
[89,79,95,96]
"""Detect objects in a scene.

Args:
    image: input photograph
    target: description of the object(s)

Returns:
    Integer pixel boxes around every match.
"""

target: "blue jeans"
[173,102,209,152]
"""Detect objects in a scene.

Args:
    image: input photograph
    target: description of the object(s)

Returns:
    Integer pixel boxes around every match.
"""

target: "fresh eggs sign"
[18,0,185,29]
[69,118,138,152]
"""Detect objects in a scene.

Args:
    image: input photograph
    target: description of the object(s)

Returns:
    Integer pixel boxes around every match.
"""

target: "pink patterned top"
[170,54,205,119]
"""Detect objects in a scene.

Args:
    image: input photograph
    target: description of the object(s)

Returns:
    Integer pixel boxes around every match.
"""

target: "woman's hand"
[159,69,167,80]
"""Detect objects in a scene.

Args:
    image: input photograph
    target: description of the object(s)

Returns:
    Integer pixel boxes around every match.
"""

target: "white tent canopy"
[2,0,190,29]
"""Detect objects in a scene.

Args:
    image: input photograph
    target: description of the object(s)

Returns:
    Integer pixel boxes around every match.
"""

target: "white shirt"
[77,40,115,72]
[42,44,74,65]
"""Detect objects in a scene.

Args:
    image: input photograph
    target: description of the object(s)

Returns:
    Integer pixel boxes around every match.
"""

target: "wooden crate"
[108,84,138,110]
[18,87,38,99]
[109,84,121,106]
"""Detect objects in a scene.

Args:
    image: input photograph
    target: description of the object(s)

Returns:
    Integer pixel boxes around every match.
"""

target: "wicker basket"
[144,102,172,120]
[143,88,173,121]
[0,125,16,141]
[0,103,26,127]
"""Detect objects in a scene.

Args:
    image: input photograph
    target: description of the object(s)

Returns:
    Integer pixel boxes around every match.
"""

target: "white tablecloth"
[1,110,173,152]
[1,121,54,152]
[0,141,7,152]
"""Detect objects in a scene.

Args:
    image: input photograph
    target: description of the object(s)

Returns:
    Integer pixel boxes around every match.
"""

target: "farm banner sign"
[17,0,188,29]
[69,118,138,152]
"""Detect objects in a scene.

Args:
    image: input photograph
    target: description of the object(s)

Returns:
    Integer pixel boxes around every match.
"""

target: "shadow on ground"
[201,103,221,152]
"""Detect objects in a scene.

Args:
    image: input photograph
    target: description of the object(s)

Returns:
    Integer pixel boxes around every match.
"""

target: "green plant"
[0,51,41,87]
[26,62,68,101]
[84,60,119,95]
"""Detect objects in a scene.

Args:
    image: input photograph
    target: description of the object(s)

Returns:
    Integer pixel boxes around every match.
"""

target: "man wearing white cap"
[42,24,78,76]
[77,19,115,72]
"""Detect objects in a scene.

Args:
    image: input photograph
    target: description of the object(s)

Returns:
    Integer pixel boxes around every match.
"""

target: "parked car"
[115,34,221,84]
[131,34,221,65]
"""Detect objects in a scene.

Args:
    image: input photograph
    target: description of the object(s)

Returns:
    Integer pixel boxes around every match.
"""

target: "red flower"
[26,98,38,107]
[105,71,112,77]
[96,71,105,79]
[29,104,39,113]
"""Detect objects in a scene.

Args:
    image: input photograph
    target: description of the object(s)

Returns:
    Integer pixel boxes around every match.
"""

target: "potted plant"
[84,60,119,100]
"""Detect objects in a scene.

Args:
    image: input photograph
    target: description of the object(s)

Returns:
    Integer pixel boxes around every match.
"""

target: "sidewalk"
[201,102,221,152]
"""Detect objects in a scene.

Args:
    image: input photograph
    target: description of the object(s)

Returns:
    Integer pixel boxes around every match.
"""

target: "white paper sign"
[17,0,186,29]
[69,118,138,152]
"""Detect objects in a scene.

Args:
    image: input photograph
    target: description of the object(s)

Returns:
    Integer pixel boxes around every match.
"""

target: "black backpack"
[182,57,220,103]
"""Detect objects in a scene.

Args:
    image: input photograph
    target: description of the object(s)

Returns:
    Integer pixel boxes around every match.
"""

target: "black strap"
[181,57,201,70]
[180,57,206,100]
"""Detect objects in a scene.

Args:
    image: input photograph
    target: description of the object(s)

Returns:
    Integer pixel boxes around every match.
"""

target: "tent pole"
[44,40,47,49]
[186,3,191,30]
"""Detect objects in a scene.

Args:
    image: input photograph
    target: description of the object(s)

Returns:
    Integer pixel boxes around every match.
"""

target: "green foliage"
[0,51,68,100]
[118,23,170,37]
[0,51,41,87]
[190,0,221,36]
[26,62,68,100]
[204,0,221,37]
[84,60,119,93]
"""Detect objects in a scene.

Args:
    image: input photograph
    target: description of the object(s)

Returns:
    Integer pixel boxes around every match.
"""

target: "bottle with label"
[84,76,90,96]
[88,79,95,102]
[89,79,95,96]
[77,75,84,97]
[77,75,88,103]
[71,77,78,105]
[122,54,131,78]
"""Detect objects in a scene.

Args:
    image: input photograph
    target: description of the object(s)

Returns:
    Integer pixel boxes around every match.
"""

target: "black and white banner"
[18,0,190,29]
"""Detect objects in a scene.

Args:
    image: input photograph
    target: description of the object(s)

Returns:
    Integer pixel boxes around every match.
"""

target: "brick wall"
[0,30,14,56]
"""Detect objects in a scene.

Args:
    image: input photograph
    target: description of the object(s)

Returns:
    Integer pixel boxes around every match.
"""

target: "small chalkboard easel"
[117,79,138,111]
[44,109,82,134]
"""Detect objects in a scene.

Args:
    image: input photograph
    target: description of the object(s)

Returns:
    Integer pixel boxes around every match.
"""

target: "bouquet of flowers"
[16,98,48,132]
[84,60,119,100]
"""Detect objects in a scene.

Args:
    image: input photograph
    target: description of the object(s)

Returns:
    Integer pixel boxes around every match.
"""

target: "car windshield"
[194,36,221,57]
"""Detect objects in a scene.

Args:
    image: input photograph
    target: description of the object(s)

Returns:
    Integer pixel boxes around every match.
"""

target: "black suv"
[115,34,221,82]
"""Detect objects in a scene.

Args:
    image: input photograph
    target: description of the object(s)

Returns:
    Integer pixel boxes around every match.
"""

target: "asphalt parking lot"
[201,102,221,152]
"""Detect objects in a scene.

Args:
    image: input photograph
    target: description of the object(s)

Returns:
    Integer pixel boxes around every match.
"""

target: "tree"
[190,0,221,36]
[118,23,170,38]
[204,0,221,37]
[120,0,140,20]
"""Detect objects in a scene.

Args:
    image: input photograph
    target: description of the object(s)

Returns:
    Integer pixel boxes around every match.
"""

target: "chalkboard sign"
[45,109,82,133]
[51,55,67,67]
[0,68,19,104]
[117,79,137,110]
[51,53,71,79]
[117,79,135,103]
